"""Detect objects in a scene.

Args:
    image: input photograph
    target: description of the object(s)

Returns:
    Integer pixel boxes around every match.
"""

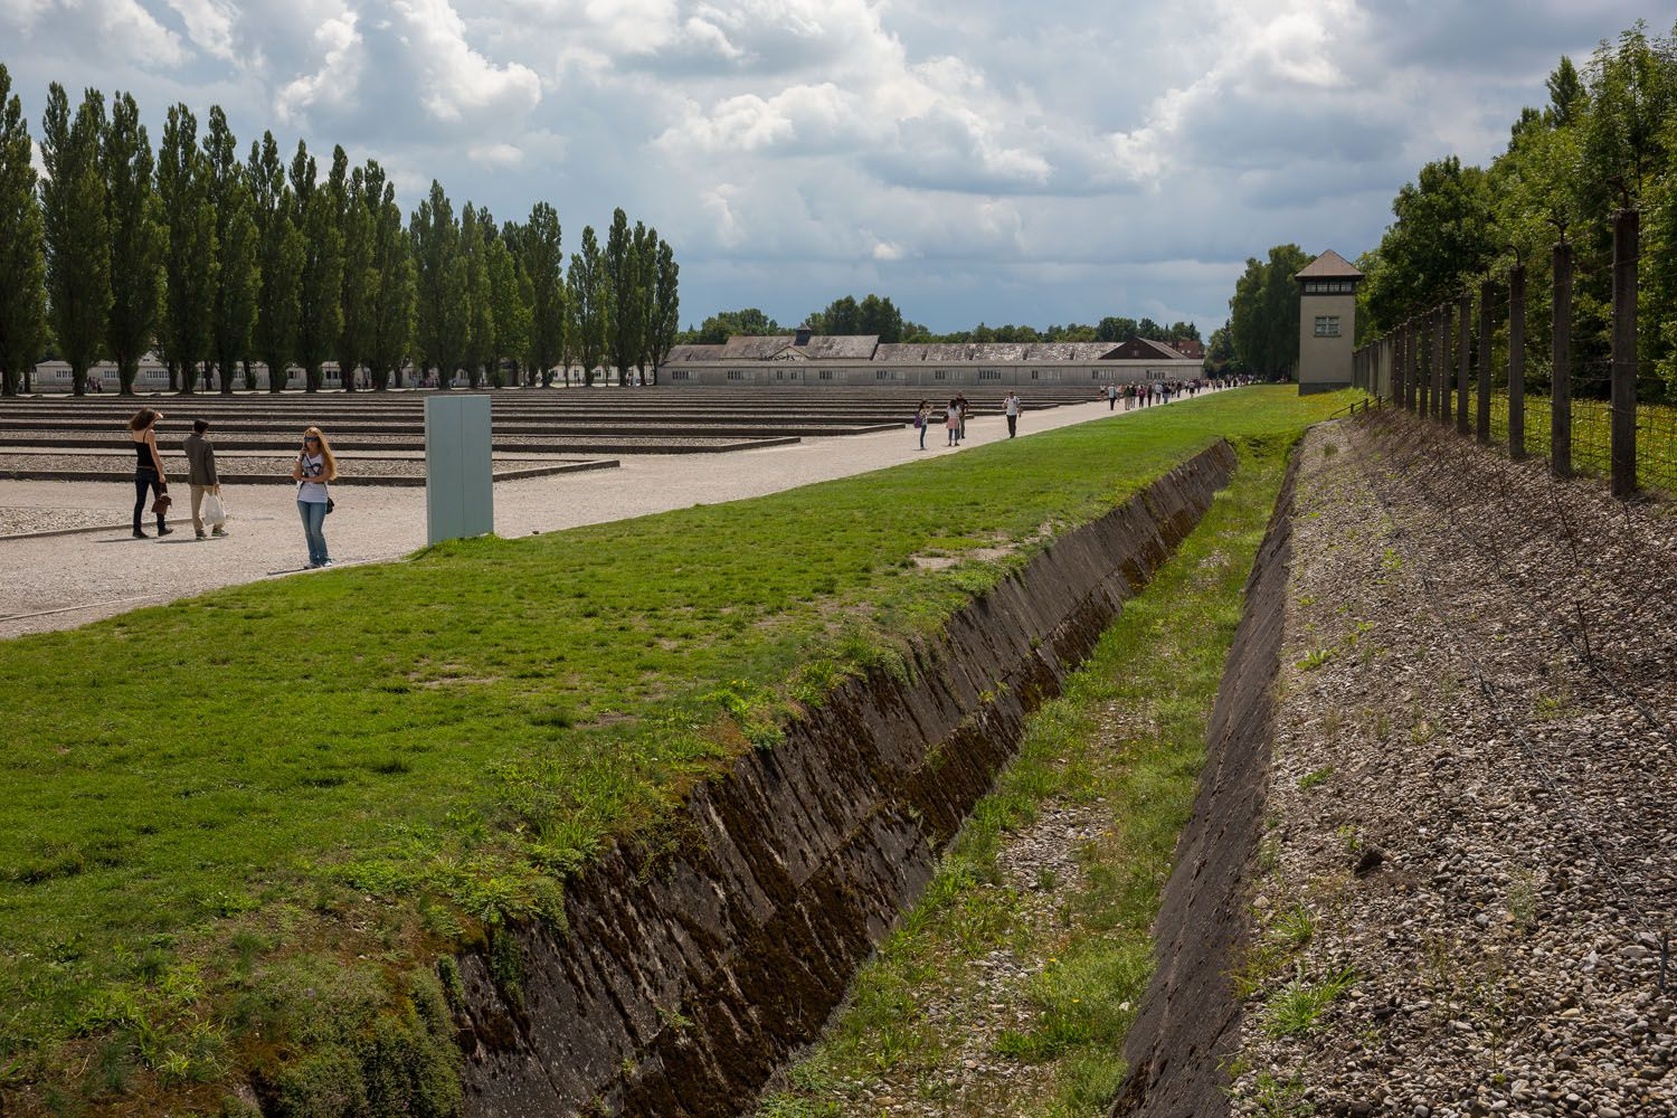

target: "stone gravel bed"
[1229,414,1677,1118]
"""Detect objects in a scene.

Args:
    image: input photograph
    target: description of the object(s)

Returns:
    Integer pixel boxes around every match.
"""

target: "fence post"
[1457,293,1471,436]
[1401,320,1414,412]
[1434,304,1449,424]
[1552,241,1573,478]
[1611,209,1638,498]
[1477,281,1493,444]
[1508,263,1526,460]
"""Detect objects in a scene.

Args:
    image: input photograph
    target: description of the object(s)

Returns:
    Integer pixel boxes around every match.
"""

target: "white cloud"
[0,0,1663,335]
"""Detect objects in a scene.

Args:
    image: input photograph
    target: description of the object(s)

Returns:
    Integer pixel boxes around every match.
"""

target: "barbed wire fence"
[1352,208,1676,499]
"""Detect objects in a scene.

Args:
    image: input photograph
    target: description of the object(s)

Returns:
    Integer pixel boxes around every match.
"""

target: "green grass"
[758,399,1333,1117]
[0,386,1351,1113]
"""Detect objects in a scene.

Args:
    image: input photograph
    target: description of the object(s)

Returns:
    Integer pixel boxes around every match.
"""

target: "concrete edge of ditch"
[444,438,1241,1118]
[1108,438,1301,1118]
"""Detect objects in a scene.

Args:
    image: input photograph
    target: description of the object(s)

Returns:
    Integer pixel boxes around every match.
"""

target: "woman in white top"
[291,426,338,568]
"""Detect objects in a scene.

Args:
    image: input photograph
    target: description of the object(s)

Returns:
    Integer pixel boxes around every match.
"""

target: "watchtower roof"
[1295,249,1364,280]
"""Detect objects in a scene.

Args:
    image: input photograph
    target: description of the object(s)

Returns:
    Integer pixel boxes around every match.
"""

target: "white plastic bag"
[202,492,227,528]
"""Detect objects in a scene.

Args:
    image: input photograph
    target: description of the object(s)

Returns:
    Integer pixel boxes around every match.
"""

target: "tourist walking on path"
[128,408,172,539]
[1106,383,1118,410]
[914,400,930,450]
[1003,389,1021,438]
[955,393,969,441]
[291,426,337,568]
[945,398,961,446]
[184,419,225,540]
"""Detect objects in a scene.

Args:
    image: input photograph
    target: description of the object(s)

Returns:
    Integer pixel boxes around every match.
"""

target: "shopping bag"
[202,492,227,528]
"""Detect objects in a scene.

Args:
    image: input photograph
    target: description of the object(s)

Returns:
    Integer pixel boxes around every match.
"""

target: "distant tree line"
[684,294,1202,350]
[0,64,679,396]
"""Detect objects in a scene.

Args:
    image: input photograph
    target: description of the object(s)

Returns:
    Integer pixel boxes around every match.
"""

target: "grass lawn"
[0,386,1351,1115]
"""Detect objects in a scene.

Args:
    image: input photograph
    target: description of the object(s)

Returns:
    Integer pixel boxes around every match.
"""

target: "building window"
[672,370,689,381]
[1313,316,1341,338]
[1305,279,1356,295]
[978,369,1000,381]
[1030,370,1039,380]
[876,369,891,380]
[934,370,946,380]
[727,370,743,380]
[819,370,833,380]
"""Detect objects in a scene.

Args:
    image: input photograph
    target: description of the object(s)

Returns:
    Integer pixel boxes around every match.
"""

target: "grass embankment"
[755,403,1316,1117]
[0,387,1349,1115]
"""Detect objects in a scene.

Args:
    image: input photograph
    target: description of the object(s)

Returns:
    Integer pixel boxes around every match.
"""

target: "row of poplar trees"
[0,64,681,397]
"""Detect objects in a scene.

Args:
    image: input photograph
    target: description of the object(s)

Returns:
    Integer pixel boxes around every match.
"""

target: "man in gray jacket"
[183,418,225,539]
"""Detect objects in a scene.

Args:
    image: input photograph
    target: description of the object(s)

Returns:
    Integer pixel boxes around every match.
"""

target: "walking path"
[0,396,1187,640]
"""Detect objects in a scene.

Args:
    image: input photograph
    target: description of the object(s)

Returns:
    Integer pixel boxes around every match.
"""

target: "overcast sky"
[0,1,1663,336]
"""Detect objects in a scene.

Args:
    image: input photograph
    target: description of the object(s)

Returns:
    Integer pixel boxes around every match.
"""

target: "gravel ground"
[0,396,1182,640]
[1230,414,1677,1118]
[0,453,599,485]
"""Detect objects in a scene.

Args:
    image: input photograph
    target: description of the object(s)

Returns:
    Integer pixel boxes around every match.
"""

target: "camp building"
[662,328,1203,387]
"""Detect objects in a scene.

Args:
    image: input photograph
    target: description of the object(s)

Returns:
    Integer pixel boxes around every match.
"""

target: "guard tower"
[1294,250,1363,394]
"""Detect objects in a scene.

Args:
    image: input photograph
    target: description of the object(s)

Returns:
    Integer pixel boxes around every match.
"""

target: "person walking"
[955,393,969,442]
[945,398,961,446]
[291,426,337,568]
[128,408,172,539]
[1003,389,1021,438]
[914,400,930,450]
[1106,382,1118,410]
[183,418,226,540]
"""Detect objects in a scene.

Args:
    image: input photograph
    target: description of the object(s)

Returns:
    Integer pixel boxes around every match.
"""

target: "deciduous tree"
[0,63,47,397]
[40,83,110,396]
[102,91,162,395]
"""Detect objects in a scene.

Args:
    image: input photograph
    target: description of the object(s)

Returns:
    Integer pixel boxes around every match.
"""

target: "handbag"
[151,491,172,515]
[202,492,227,527]
[325,495,335,515]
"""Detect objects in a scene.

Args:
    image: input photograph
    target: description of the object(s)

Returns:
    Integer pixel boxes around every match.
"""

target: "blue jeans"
[298,500,329,566]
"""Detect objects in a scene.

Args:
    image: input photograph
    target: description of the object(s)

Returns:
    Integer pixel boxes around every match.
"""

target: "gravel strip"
[1230,415,1677,1118]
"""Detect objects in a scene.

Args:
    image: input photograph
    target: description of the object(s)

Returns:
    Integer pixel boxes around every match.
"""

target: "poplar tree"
[249,130,302,395]
[156,104,215,391]
[40,83,110,396]
[486,222,529,387]
[203,106,257,394]
[411,180,466,387]
[332,147,368,391]
[292,140,343,392]
[568,224,606,385]
[603,208,643,382]
[362,161,414,390]
[459,202,495,388]
[648,237,680,381]
[519,201,564,385]
[102,91,162,395]
[0,63,47,397]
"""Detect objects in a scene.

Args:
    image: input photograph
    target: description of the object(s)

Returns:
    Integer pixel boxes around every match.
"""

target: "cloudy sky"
[0,1,1663,336]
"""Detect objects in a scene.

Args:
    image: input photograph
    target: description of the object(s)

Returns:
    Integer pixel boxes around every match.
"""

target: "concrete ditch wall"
[453,439,1240,1118]
[1109,445,1299,1118]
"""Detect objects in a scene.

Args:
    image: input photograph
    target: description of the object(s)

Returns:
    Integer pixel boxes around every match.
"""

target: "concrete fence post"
[1457,293,1471,437]
[1477,281,1494,443]
[1509,263,1526,461]
[1551,241,1573,478]
[1611,209,1638,498]
[1434,304,1449,424]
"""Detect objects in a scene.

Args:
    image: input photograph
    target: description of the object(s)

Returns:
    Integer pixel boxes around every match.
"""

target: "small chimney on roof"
[794,324,812,346]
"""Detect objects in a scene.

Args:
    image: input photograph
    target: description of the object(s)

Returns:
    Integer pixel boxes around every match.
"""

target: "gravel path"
[0,397,1179,640]
[1230,414,1677,1118]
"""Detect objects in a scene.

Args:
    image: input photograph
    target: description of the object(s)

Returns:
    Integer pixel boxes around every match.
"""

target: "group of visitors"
[126,409,338,568]
[910,390,1025,449]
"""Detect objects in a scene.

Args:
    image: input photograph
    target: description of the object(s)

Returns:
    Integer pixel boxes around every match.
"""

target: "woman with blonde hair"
[128,408,172,538]
[290,425,338,568]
